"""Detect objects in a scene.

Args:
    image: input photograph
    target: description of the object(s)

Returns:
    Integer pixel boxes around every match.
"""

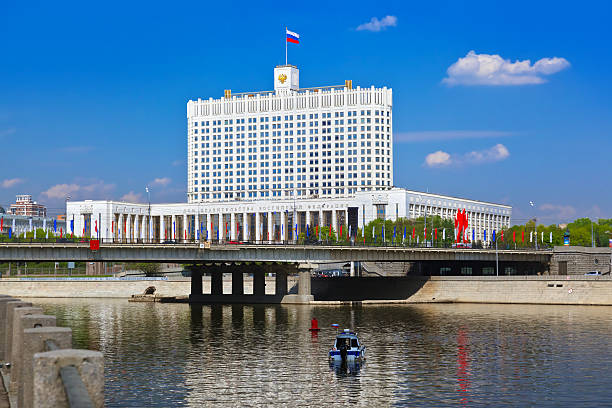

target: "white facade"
[186,65,393,202]
[66,188,510,243]
[66,63,512,243]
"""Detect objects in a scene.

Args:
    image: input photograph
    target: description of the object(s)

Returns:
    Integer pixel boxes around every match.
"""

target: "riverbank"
[1,275,612,305]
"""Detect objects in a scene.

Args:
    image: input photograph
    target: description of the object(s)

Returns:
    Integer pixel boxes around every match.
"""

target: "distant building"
[10,195,47,217]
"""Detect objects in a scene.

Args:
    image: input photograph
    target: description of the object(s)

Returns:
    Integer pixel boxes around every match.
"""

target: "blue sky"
[1,0,610,224]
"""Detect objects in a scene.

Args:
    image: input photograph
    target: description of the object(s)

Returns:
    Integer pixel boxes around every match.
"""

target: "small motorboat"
[328,329,366,362]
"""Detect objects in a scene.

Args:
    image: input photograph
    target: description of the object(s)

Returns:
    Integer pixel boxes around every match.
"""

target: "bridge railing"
[0,297,104,407]
[0,237,555,251]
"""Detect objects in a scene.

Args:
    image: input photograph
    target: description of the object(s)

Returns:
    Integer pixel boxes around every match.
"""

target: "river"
[33,299,612,407]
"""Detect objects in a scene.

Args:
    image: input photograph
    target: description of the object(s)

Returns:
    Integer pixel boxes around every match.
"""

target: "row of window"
[190,110,391,127]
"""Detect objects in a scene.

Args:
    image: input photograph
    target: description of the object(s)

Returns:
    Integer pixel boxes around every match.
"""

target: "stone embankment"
[0,295,104,407]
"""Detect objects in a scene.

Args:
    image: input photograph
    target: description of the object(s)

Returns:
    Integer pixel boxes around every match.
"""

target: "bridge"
[0,242,551,264]
[0,242,554,304]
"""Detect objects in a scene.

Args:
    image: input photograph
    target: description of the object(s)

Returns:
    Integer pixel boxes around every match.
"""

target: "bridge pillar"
[232,270,244,295]
[253,269,265,296]
[280,269,313,304]
[211,269,223,296]
[275,271,288,296]
[190,267,203,299]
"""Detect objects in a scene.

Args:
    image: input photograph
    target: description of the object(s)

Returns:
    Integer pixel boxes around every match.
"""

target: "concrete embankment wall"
[0,279,192,298]
[2,276,612,305]
[312,276,612,306]
[0,277,294,299]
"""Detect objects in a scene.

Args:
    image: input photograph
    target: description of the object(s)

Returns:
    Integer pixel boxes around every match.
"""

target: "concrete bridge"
[0,242,551,264]
[0,243,556,304]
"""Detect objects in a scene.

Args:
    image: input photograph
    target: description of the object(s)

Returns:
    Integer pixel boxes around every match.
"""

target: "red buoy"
[309,318,321,331]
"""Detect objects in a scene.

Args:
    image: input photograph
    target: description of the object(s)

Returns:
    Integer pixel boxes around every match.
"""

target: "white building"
[67,64,511,243]
[187,65,392,202]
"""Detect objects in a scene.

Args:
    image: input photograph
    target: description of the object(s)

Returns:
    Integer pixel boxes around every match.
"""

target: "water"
[34,299,612,407]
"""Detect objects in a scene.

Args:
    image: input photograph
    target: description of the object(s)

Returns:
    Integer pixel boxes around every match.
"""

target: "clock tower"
[274,65,299,93]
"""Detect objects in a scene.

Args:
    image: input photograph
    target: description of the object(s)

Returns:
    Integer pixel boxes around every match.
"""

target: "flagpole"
[285,26,287,65]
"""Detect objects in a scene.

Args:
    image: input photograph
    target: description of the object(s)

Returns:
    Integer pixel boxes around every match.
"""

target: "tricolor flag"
[286,29,299,44]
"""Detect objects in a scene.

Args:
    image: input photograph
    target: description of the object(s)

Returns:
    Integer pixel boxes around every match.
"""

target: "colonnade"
[78,208,350,243]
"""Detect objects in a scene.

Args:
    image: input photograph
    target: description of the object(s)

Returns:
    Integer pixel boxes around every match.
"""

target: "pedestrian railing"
[0,296,104,408]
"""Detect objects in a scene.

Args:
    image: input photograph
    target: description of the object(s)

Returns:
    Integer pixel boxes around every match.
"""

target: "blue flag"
[484,229,487,242]
[492,230,496,242]
[70,219,74,234]
[53,219,57,232]
[472,228,475,242]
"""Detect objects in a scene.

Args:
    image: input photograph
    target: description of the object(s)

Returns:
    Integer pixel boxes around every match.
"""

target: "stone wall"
[0,276,297,299]
[550,246,611,275]
[312,275,612,305]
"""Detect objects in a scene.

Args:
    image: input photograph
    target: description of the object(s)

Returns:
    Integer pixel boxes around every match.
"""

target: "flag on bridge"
[1,217,3,232]
[484,229,487,242]
[492,230,496,242]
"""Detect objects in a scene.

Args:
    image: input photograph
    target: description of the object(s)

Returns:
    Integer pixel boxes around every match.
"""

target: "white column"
[159,215,165,242]
[171,215,176,240]
[219,213,224,241]
[205,213,210,240]
[306,211,311,235]
[319,209,323,230]
[230,212,236,241]
[281,211,286,242]
[118,214,124,241]
[195,213,199,241]
[255,212,261,242]
[243,212,248,241]
[332,209,338,235]
[267,212,273,243]
[183,213,188,242]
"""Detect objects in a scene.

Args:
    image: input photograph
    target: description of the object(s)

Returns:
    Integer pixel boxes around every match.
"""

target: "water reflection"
[330,360,363,377]
[31,299,612,407]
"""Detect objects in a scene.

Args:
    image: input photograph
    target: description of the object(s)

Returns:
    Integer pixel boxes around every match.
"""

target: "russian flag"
[286,29,299,44]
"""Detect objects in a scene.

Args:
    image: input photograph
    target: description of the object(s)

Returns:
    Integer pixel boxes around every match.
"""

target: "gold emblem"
[278,73,287,84]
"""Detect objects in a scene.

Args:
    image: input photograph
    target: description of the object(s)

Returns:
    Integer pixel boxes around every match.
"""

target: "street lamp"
[65,195,71,237]
[529,201,537,250]
[146,186,151,243]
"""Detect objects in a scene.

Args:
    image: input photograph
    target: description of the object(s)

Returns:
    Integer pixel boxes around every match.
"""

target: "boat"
[328,329,366,362]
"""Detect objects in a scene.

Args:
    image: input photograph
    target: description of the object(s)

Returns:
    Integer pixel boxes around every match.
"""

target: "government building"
[67,65,511,243]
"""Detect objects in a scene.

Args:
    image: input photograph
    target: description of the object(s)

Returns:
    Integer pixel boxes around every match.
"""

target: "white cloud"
[425,151,451,167]
[151,177,171,186]
[120,191,142,203]
[424,144,510,167]
[443,51,570,86]
[42,183,82,199]
[396,130,514,142]
[1,178,24,188]
[171,159,183,167]
[539,203,577,220]
[356,15,397,32]
[42,181,115,200]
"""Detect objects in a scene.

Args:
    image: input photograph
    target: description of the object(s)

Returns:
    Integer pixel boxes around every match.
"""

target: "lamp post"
[529,201,537,250]
[65,195,71,237]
